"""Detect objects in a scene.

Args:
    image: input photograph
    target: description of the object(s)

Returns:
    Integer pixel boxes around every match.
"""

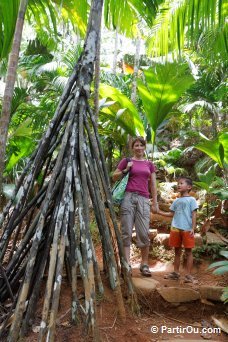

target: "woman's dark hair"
[131,136,146,149]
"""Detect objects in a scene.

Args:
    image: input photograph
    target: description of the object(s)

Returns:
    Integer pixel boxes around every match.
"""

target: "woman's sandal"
[164,271,180,280]
[140,264,151,277]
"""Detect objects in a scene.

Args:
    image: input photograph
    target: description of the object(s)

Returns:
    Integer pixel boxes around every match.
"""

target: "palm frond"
[104,0,160,37]
[0,0,20,59]
[146,0,227,60]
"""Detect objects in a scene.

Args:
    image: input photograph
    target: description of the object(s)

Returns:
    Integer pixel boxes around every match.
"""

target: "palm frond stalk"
[0,0,137,340]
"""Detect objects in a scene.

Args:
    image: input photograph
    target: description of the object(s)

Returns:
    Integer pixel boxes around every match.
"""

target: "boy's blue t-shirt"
[170,196,198,231]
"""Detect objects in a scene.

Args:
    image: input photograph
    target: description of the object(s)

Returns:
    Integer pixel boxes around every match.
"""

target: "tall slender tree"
[0,0,29,206]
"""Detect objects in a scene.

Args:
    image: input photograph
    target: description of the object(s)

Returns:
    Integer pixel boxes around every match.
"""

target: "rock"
[199,286,225,301]
[157,287,200,303]
[153,234,170,247]
[194,233,203,246]
[149,229,158,240]
[132,277,160,294]
[206,232,226,245]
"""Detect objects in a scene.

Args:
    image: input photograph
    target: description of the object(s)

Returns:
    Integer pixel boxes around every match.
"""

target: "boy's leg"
[169,228,182,274]
[174,247,182,273]
[185,248,193,275]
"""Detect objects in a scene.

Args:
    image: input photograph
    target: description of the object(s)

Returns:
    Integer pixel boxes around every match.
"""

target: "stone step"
[157,286,200,303]
[132,277,159,294]
[132,278,226,303]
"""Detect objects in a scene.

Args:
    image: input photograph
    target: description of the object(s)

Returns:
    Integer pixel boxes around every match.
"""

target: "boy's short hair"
[178,176,193,187]
[131,136,146,148]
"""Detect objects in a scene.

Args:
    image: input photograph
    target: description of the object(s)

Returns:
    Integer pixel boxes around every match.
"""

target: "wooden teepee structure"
[0,0,136,340]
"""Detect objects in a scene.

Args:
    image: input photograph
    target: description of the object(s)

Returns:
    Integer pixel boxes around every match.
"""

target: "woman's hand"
[126,161,133,171]
[151,203,158,213]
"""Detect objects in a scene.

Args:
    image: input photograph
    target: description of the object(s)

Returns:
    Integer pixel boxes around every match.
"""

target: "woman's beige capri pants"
[120,192,151,248]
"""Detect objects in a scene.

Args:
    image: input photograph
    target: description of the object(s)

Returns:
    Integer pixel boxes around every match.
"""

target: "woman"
[113,137,158,277]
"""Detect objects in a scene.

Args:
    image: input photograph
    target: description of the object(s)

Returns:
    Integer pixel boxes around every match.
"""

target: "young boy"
[158,177,198,283]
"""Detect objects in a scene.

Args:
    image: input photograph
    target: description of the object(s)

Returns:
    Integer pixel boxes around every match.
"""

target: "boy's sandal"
[164,271,180,280]
[140,264,151,277]
[184,275,198,284]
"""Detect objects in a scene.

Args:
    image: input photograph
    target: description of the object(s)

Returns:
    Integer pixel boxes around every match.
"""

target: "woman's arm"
[112,161,133,182]
[150,172,158,213]
[112,168,123,182]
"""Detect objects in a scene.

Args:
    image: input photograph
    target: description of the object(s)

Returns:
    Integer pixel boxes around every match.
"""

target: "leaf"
[193,181,209,192]
[220,251,228,258]
[211,189,228,200]
[99,83,144,136]
[0,0,20,59]
[195,136,225,168]
[197,166,216,185]
[208,260,228,269]
[213,265,228,275]
[218,131,228,165]
[5,137,35,173]
[137,62,194,141]
[10,118,33,138]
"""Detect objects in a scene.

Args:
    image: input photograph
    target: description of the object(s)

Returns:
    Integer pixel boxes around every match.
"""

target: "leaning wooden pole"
[0,0,138,340]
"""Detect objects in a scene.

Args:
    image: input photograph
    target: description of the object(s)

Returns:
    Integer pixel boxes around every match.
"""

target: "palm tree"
[0,0,89,201]
[0,0,29,205]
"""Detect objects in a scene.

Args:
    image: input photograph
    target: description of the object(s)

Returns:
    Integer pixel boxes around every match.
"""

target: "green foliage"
[193,243,224,262]
[104,0,160,37]
[137,62,194,146]
[146,0,227,61]
[154,148,185,178]
[195,132,228,169]
[99,83,144,136]
[0,0,20,59]
[208,250,228,303]
[5,119,36,175]
[194,166,228,200]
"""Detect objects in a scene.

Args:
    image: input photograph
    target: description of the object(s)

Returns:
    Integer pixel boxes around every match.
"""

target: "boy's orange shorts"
[169,227,195,248]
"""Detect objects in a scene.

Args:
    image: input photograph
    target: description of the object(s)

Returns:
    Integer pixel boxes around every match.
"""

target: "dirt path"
[24,257,227,342]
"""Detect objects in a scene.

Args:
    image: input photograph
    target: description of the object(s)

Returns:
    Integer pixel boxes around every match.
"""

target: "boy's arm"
[190,210,197,236]
[157,208,174,217]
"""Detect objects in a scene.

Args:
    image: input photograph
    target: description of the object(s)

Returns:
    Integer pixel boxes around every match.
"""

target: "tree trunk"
[0,0,29,206]
[94,25,101,122]
[112,28,118,74]
[131,37,141,104]
[129,37,141,150]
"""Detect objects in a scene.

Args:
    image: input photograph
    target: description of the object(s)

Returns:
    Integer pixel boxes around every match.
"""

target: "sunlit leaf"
[99,83,144,136]
[137,62,194,142]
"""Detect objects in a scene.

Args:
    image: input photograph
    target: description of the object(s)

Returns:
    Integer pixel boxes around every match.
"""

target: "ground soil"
[23,249,228,342]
